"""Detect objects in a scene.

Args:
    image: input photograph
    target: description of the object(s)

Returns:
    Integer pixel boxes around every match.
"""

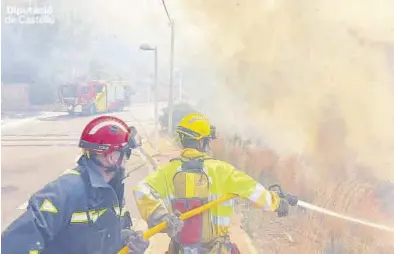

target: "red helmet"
[79,115,138,155]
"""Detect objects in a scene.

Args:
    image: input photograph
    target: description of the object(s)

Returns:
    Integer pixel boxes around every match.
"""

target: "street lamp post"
[168,20,175,135]
[178,70,183,102]
[140,43,159,140]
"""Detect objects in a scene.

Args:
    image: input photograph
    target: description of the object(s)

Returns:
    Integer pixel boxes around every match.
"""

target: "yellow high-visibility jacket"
[133,148,281,240]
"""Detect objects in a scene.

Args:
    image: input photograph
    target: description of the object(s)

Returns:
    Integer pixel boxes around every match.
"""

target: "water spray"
[297,200,394,233]
[271,184,394,233]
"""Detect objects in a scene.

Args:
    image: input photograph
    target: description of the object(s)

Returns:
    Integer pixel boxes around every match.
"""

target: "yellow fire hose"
[117,193,237,254]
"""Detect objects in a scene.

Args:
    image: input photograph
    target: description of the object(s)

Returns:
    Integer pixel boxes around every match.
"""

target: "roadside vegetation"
[211,135,394,253]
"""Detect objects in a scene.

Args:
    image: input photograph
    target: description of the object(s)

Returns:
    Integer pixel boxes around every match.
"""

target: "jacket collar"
[78,156,110,188]
[180,148,211,161]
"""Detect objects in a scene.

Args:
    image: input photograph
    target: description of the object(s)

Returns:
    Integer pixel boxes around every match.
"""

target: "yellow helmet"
[176,113,211,141]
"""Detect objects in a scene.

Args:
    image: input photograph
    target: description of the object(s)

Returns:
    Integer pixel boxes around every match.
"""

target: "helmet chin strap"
[200,138,211,153]
[91,151,126,174]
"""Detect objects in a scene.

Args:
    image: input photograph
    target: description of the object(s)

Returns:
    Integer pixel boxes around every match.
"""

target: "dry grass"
[172,0,394,252]
[211,137,394,253]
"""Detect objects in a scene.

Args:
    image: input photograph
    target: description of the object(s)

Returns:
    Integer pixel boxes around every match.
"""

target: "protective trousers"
[166,238,241,254]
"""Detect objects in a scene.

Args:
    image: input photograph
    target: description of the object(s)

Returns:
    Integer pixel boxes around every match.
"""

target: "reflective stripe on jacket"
[1,157,131,254]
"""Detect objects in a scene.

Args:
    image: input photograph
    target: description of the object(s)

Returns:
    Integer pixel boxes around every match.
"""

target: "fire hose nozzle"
[285,194,298,206]
[268,184,298,206]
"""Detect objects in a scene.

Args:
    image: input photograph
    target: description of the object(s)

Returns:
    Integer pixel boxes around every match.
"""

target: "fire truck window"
[81,86,89,94]
[96,86,103,93]
[61,86,76,97]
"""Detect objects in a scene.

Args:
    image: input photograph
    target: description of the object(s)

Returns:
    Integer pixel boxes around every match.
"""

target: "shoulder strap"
[169,156,215,162]
[169,157,181,162]
[180,157,215,174]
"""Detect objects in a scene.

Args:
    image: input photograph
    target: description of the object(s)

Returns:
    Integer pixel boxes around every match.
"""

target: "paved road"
[1,103,256,253]
[1,104,158,231]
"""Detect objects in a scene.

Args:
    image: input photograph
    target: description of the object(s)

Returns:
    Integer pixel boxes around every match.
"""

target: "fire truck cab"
[59,80,127,115]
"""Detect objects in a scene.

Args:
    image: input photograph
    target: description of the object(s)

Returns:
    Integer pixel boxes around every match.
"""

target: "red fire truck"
[59,80,131,115]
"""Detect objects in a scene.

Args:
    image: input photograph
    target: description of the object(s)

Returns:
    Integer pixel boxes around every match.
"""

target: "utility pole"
[153,47,159,141]
[179,70,183,102]
[139,43,159,140]
[167,20,175,135]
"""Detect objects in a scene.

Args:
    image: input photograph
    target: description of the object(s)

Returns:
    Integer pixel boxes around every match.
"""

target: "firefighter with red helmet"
[1,116,149,254]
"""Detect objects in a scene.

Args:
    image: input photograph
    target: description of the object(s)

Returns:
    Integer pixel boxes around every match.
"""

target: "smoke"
[176,0,394,180]
[2,0,173,102]
[4,0,394,180]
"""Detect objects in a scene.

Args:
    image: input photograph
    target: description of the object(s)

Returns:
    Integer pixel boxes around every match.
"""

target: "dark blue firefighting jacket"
[1,156,132,254]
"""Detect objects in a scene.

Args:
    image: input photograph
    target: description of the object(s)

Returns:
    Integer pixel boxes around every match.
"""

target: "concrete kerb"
[126,112,180,170]
[1,112,68,130]
[127,114,174,252]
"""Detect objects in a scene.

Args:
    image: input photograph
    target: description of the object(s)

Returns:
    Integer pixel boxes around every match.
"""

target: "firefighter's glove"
[121,211,133,229]
[162,211,184,238]
[276,198,290,217]
[122,229,149,254]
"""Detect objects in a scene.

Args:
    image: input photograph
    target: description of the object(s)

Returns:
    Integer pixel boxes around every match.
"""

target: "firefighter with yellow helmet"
[133,113,290,253]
